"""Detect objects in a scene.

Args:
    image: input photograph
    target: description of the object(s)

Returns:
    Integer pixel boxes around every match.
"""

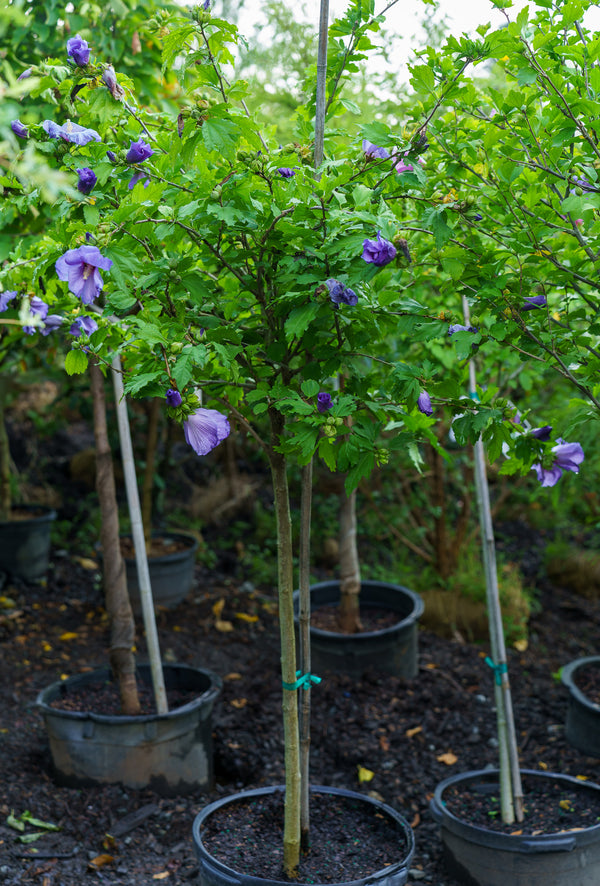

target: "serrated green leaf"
[301,379,320,397]
[64,349,89,376]
[285,302,320,340]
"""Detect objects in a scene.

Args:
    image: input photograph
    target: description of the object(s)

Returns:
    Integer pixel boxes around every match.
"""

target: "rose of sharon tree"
[0,0,584,871]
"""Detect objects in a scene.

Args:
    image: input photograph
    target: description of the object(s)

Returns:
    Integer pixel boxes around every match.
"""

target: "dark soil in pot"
[199,788,412,883]
[46,671,202,716]
[442,771,600,834]
[574,664,600,705]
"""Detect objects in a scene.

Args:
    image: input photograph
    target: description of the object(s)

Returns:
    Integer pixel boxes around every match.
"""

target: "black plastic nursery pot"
[430,768,600,886]
[293,580,424,679]
[192,784,415,886]
[36,663,222,796]
[561,656,600,757]
[0,504,56,581]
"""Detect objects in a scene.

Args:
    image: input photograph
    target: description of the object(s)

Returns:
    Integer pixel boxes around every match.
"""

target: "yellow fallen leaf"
[59,632,79,641]
[87,854,114,870]
[539,761,548,770]
[212,599,225,617]
[576,775,589,781]
[152,873,170,880]
[230,698,247,709]
[424,663,437,669]
[510,830,523,836]
[406,726,422,738]
[215,619,234,633]
[436,752,458,766]
[74,557,98,571]
[42,643,52,652]
[559,799,572,811]
[357,766,375,783]
[235,612,259,623]
[513,639,528,652]
[224,673,242,681]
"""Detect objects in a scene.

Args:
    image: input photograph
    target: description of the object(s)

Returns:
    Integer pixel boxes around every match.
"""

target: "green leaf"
[83,204,100,227]
[20,812,60,831]
[284,302,320,340]
[202,116,240,159]
[64,349,89,376]
[301,379,320,397]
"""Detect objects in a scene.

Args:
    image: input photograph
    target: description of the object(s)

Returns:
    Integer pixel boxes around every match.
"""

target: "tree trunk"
[338,489,362,632]
[90,359,141,716]
[0,389,11,522]
[268,407,300,878]
[298,461,313,852]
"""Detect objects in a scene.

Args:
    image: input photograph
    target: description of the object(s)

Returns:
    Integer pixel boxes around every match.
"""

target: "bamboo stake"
[111,355,168,715]
[298,461,313,851]
[314,0,330,170]
[462,295,523,823]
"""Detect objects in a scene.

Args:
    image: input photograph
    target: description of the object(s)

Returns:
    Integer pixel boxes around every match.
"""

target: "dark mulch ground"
[1,523,600,885]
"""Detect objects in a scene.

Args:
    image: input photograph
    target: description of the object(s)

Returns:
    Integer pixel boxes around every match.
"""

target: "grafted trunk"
[90,360,140,716]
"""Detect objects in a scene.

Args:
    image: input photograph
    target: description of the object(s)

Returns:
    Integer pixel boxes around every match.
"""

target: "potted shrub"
[417,3,600,880]
[5,0,567,876]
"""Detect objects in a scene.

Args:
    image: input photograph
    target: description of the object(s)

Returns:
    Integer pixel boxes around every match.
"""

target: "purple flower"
[55,245,113,304]
[0,291,17,312]
[77,167,97,195]
[523,294,547,310]
[362,231,397,267]
[183,407,230,456]
[126,138,154,163]
[572,177,595,193]
[325,279,358,307]
[317,392,333,413]
[70,316,99,337]
[531,425,552,441]
[17,68,32,81]
[362,140,390,160]
[10,120,28,139]
[42,119,101,146]
[448,324,478,336]
[166,389,183,407]
[106,150,118,163]
[417,391,433,416]
[276,167,295,178]
[128,171,150,190]
[23,296,49,334]
[41,314,64,336]
[533,439,584,487]
[67,34,90,66]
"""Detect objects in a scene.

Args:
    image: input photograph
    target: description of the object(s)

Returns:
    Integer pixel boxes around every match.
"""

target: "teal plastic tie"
[469,390,480,402]
[485,656,508,686]
[282,670,322,691]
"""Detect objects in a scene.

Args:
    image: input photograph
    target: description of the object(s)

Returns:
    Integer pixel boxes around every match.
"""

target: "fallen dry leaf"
[378,735,390,752]
[513,638,528,652]
[235,612,259,623]
[230,698,247,709]
[405,726,422,738]
[87,854,114,871]
[215,619,234,633]
[410,812,421,828]
[74,557,98,571]
[152,873,170,880]
[224,672,242,681]
[436,752,458,766]
[59,632,79,641]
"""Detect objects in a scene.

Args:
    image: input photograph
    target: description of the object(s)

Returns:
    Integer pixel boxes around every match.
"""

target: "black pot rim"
[192,783,415,886]
[430,767,600,852]
[96,531,199,564]
[294,580,424,640]
[36,663,222,724]
[561,656,600,712]
[0,504,57,527]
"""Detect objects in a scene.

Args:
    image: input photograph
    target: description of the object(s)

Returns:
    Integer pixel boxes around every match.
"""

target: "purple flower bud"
[17,68,32,81]
[361,231,397,267]
[417,391,433,416]
[10,120,28,139]
[184,407,230,456]
[522,294,547,310]
[70,316,99,337]
[106,150,118,163]
[448,324,478,336]
[77,167,97,195]
[67,34,91,67]
[0,291,17,312]
[276,167,295,178]
[126,138,154,164]
[41,314,64,336]
[166,389,183,407]
[101,65,125,101]
[317,392,333,413]
[362,140,390,160]
[531,425,552,441]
